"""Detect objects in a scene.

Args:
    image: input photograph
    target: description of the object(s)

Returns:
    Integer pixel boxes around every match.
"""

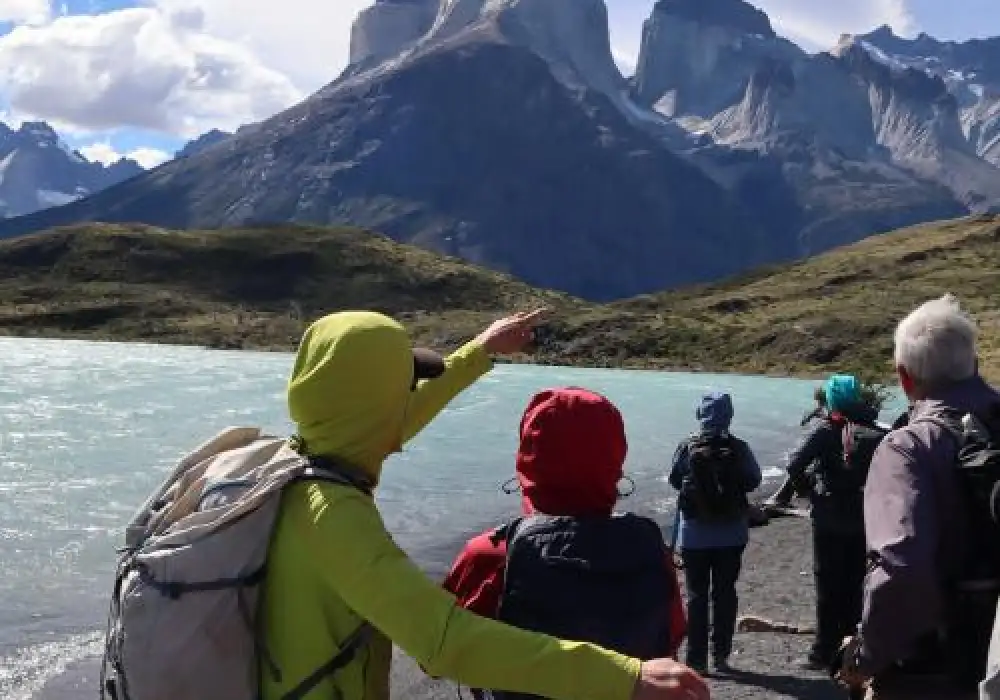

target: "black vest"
[487,513,673,700]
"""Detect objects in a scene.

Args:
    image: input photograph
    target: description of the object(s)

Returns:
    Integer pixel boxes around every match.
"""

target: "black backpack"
[678,434,748,521]
[923,404,1000,686]
[483,514,673,700]
[824,420,888,496]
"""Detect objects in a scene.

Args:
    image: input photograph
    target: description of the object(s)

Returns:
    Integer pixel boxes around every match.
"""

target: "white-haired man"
[834,295,1000,699]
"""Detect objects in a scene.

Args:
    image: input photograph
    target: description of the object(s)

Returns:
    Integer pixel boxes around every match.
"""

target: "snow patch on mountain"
[0,120,143,218]
[36,189,82,208]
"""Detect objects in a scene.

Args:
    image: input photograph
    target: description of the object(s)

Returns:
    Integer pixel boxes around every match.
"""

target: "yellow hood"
[287,312,414,478]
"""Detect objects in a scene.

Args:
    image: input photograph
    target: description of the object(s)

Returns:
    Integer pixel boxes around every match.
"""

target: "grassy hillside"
[538,215,999,380]
[0,218,997,381]
[0,223,576,351]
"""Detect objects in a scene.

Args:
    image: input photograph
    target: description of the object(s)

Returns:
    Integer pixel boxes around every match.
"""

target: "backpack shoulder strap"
[280,622,374,700]
[303,456,375,497]
[488,516,525,547]
[911,407,966,445]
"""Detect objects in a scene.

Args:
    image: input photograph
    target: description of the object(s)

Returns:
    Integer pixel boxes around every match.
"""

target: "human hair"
[813,386,826,406]
[893,294,978,389]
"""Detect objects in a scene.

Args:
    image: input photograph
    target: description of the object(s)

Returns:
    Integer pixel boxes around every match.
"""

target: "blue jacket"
[668,392,762,550]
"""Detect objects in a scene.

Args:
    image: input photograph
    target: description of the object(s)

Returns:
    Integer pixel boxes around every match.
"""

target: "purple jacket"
[858,375,1000,675]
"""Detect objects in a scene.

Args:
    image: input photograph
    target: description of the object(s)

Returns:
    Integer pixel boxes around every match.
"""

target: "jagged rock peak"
[866,24,897,41]
[392,0,625,97]
[634,0,795,114]
[833,36,952,102]
[858,25,951,58]
[18,121,60,141]
[349,0,438,68]
[176,128,232,159]
[652,0,775,38]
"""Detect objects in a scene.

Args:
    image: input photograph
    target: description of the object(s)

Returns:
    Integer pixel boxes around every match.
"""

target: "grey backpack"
[100,427,372,700]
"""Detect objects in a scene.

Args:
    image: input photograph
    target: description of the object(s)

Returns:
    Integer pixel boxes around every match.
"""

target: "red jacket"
[442,387,686,658]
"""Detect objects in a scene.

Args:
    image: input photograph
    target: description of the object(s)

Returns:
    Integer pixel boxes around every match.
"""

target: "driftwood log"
[737,614,815,635]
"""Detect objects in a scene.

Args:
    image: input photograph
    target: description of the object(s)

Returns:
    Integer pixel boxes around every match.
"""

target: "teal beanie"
[825,374,861,412]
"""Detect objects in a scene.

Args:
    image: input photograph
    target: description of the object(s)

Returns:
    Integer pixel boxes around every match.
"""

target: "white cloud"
[0,6,303,137]
[151,0,373,94]
[751,0,918,51]
[0,0,49,25]
[612,46,636,78]
[79,140,171,169]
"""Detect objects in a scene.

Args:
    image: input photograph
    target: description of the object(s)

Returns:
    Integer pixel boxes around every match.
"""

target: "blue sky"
[0,0,998,168]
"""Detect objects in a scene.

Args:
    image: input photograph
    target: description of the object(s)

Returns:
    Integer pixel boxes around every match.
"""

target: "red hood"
[515,387,627,517]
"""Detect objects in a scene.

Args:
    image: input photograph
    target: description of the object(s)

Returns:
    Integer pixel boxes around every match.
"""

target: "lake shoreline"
[0,329,836,383]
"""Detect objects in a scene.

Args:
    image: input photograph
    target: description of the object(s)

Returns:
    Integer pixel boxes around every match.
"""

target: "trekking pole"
[669,504,683,569]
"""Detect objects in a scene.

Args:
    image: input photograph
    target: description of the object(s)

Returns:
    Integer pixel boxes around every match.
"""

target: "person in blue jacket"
[669,391,762,674]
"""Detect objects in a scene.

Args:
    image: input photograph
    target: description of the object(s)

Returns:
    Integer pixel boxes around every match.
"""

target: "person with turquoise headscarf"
[769,373,885,671]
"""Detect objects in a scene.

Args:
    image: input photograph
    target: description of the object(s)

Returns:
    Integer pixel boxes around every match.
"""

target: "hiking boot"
[712,656,733,673]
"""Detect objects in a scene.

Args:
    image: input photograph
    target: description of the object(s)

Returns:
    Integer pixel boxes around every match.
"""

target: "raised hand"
[474,309,550,355]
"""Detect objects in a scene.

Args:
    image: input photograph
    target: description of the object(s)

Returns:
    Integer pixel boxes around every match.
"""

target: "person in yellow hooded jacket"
[260,309,710,700]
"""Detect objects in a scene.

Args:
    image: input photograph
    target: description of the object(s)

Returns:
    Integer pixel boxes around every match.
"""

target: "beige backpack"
[100,427,372,700]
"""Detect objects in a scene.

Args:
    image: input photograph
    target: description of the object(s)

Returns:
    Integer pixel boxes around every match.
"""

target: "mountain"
[175,129,233,160]
[0,2,780,301]
[1,216,997,382]
[632,1,995,253]
[0,121,143,219]
[1,0,1000,300]
[856,26,1000,167]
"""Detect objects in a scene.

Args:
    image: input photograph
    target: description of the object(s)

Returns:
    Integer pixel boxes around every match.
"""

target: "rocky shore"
[390,514,845,700]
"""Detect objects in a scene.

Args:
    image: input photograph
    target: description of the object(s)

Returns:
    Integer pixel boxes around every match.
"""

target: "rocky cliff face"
[856,26,1000,169]
[348,0,438,70]
[829,34,1000,206]
[345,0,625,98]
[633,0,798,116]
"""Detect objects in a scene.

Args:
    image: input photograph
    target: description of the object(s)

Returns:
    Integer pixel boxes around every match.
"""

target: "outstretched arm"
[299,483,641,700]
[782,423,831,495]
[403,309,549,444]
[403,341,493,443]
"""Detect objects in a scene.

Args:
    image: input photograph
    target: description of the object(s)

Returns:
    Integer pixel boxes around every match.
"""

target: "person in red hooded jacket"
[443,387,686,682]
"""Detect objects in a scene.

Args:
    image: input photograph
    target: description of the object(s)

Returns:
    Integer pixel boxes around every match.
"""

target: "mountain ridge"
[1,0,1000,301]
[0,216,996,382]
[0,120,143,219]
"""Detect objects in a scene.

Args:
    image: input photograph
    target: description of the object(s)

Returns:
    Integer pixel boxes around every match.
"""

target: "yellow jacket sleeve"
[403,340,493,444]
[298,484,641,700]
